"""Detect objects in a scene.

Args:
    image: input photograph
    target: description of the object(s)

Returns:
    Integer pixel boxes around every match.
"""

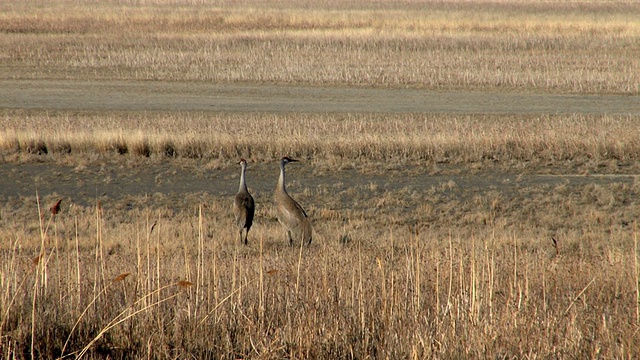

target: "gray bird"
[275,156,312,245]
[234,158,255,245]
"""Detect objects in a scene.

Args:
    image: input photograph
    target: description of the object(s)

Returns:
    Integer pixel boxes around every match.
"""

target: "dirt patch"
[1,161,636,216]
[1,80,639,114]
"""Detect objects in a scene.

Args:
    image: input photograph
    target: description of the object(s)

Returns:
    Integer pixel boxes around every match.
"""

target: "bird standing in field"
[275,156,312,245]
[234,158,255,245]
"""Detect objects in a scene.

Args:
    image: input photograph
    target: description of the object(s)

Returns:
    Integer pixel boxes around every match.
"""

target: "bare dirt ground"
[0,160,636,212]
[1,80,638,214]
[2,80,639,114]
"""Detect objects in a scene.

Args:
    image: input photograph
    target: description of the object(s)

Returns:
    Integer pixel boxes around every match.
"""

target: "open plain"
[1,0,640,359]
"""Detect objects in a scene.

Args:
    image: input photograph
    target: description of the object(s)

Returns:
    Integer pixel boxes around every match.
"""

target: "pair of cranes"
[233,156,312,246]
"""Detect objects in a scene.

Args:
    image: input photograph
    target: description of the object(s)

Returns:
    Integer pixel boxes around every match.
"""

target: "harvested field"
[1,0,640,359]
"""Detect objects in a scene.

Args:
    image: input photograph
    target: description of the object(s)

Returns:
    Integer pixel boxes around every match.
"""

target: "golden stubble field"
[1,0,640,359]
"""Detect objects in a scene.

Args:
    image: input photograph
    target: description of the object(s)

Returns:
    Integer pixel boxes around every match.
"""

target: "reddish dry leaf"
[113,273,131,282]
[50,198,62,215]
[266,269,279,276]
[32,253,44,266]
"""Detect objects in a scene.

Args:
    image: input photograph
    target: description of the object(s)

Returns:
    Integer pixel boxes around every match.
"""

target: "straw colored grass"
[1,0,638,93]
[1,175,639,358]
[2,0,640,357]
[2,111,640,169]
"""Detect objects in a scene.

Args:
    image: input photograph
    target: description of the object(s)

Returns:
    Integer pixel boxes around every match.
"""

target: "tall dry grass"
[0,0,638,93]
[2,110,640,169]
[1,175,639,358]
[2,0,640,357]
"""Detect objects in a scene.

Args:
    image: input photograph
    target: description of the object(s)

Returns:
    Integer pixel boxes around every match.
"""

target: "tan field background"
[1,0,639,92]
[1,0,640,359]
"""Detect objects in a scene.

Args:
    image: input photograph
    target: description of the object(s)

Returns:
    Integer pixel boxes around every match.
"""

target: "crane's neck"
[239,163,248,193]
[277,160,287,194]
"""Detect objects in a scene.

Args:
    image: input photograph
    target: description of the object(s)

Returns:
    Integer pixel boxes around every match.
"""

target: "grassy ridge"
[2,111,640,167]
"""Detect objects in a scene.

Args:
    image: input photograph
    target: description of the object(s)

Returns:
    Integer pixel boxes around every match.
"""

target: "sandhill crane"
[234,158,255,245]
[275,156,312,245]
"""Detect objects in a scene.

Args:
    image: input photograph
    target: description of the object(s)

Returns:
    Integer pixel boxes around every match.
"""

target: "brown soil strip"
[1,80,638,114]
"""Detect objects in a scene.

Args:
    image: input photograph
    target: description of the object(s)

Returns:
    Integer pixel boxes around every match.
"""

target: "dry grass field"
[1,0,639,93]
[2,0,640,359]
[3,111,640,167]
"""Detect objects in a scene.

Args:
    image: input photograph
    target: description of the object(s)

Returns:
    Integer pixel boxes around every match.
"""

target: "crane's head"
[238,158,248,166]
[280,156,299,166]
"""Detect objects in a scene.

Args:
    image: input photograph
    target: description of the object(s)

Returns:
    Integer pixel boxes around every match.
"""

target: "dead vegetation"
[1,0,640,358]
[2,111,640,168]
[0,0,639,93]
[1,175,639,358]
